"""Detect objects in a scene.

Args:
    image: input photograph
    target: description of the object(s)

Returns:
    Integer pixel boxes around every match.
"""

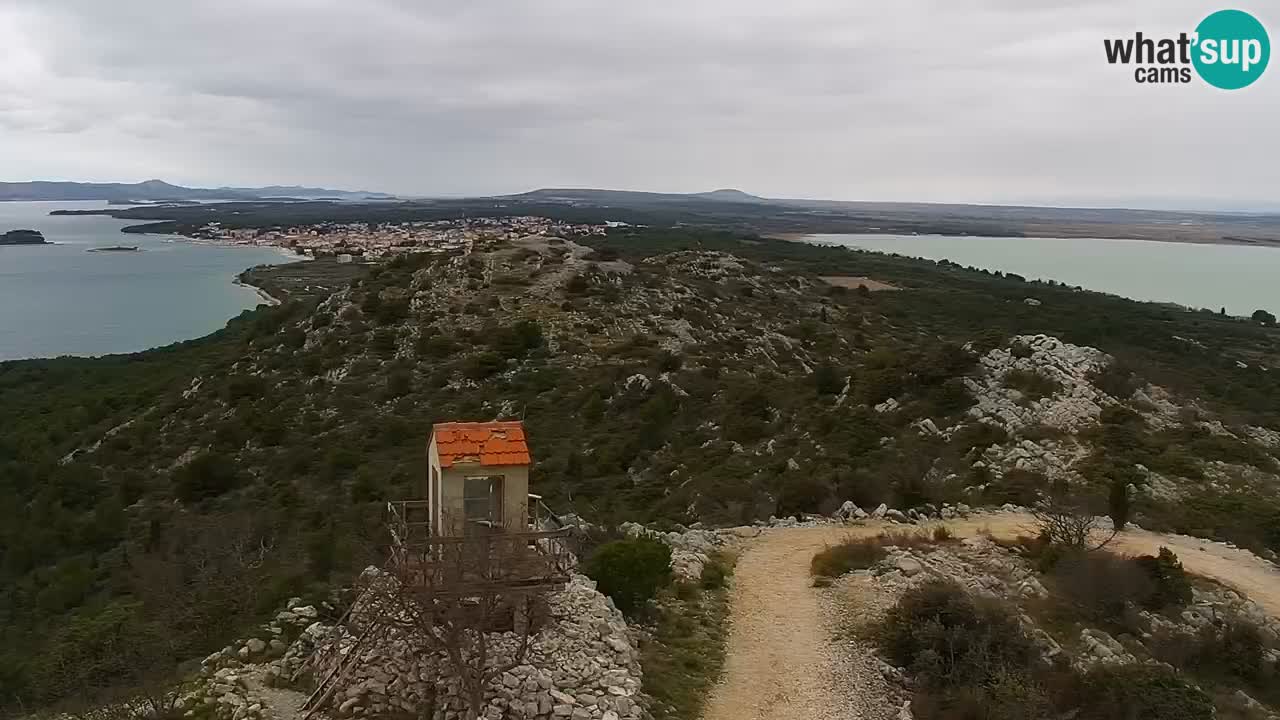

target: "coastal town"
[189,216,613,260]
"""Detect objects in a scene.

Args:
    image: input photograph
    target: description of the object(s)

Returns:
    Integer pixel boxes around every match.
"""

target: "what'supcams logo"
[1104,9,1269,89]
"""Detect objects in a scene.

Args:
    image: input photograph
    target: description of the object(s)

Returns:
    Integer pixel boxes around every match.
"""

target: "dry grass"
[811,526,959,577]
[811,536,886,577]
[818,275,901,291]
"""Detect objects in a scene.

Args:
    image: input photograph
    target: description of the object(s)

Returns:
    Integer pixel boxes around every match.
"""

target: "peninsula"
[0,229,49,245]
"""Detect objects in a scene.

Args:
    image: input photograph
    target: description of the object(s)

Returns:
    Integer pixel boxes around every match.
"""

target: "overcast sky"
[1,1,1276,209]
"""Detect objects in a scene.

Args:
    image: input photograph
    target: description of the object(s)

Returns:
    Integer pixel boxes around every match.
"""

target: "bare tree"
[1031,493,1117,552]
[339,509,570,720]
[385,578,544,720]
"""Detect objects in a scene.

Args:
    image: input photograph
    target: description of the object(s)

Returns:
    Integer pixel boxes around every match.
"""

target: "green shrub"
[1153,615,1276,694]
[984,467,1047,507]
[700,553,733,590]
[462,351,506,379]
[223,374,267,403]
[911,671,1052,720]
[811,537,886,577]
[1089,360,1143,400]
[877,580,1034,689]
[641,573,731,720]
[1046,549,1191,623]
[813,362,844,396]
[950,421,1009,454]
[1198,619,1270,686]
[416,332,457,358]
[385,368,413,398]
[173,452,241,502]
[924,377,975,415]
[1132,547,1192,609]
[1003,369,1060,400]
[492,320,544,359]
[1048,551,1156,622]
[585,537,672,614]
[1077,665,1213,720]
[776,475,831,518]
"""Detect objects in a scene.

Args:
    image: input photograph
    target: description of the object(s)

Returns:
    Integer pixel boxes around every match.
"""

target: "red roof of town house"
[431,421,531,468]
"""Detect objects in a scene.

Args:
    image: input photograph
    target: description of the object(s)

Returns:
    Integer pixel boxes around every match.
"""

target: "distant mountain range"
[0,179,395,203]
[501,187,772,206]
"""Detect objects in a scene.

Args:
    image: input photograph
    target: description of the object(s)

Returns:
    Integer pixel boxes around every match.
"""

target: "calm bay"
[0,201,296,361]
[807,233,1280,318]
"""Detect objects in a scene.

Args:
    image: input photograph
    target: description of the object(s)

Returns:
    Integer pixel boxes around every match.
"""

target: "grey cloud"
[0,0,1276,208]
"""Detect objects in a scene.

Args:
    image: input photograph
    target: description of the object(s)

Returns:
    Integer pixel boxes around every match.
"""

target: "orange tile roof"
[432,421,531,468]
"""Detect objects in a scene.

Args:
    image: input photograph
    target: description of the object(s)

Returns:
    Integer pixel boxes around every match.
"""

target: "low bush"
[699,552,734,590]
[1045,548,1191,623]
[1003,369,1061,401]
[173,452,241,503]
[1132,547,1192,609]
[983,467,1048,507]
[1089,360,1143,401]
[811,537,886,577]
[462,351,506,379]
[1153,615,1278,700]
[877,580,1035,689]
[1048,551,1155,621]
[910,671,1053,720]
[1076,664,1213,720]
[949,421,1009,454]
[641,574,732,720]
[584,537,673,615]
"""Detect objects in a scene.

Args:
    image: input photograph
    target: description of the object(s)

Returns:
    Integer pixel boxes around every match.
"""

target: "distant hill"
[0,179,394,203]
[505,187,772,206]
[690,188,770,203]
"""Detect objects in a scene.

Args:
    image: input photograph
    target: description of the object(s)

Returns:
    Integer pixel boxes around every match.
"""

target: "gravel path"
[701,525,894,720]
[702,513,1280,720]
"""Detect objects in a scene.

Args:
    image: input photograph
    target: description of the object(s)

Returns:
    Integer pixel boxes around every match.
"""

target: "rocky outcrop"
[1074,628,1137,670]
[619,521,744,582]
[964,335,1114,434]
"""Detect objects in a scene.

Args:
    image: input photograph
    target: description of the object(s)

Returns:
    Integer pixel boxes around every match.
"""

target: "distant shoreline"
[233,277,282,307]
[787,231,1280,250]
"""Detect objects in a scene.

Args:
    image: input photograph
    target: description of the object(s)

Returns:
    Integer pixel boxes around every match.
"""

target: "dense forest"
[2,227,1279,714]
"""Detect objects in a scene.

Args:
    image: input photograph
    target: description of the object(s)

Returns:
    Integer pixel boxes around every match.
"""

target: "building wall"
[436,463,530,536]
[426,434,443,532]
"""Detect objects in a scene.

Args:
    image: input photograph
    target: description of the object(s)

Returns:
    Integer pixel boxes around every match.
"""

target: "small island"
[87,245,141,253]
[0,229,50,246]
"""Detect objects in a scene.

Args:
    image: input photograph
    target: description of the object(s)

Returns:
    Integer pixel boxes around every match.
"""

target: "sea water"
[0,201,296,360]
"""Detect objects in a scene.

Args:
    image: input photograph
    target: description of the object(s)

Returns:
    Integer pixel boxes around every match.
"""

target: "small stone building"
[427,421,532,536]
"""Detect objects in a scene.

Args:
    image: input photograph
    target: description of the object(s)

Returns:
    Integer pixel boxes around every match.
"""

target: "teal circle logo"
[1193,9,1270,89]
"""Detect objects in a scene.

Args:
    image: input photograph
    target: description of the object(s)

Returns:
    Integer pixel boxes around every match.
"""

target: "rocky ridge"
[875,334,1280,513]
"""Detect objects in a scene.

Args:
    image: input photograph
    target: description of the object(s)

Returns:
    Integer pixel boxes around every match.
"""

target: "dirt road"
[701,514,1280,720]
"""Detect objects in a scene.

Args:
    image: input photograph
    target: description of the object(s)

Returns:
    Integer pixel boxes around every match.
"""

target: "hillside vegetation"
[2,227,1279,713]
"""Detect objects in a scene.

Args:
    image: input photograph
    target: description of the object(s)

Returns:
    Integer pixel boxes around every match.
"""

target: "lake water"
[0,201,297,361]
[808,234,1280,318]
